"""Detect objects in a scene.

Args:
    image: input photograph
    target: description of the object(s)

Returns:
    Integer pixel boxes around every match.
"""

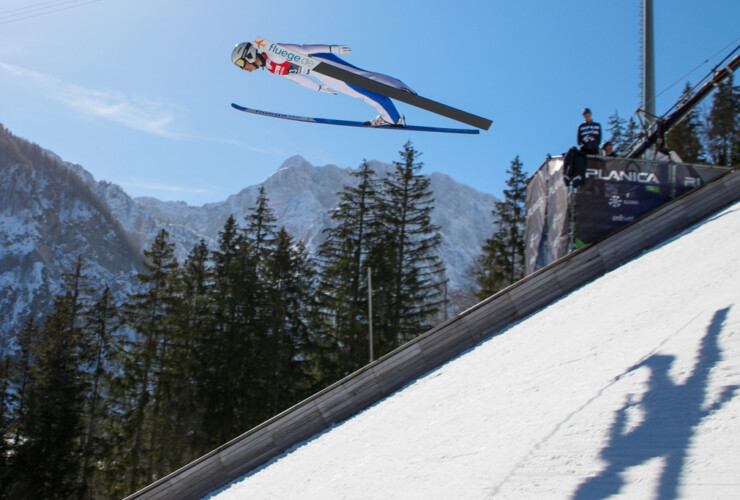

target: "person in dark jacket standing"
[577,108,601,154]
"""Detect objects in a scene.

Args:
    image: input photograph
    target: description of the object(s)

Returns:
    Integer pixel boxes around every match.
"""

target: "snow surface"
[208,201,740,499]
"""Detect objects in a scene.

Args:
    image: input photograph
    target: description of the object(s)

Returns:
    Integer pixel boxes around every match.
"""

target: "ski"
[231,103,480,134]
[253,37,492,131]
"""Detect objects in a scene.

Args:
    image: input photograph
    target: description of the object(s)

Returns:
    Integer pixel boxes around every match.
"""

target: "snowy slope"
[209,201,740,499]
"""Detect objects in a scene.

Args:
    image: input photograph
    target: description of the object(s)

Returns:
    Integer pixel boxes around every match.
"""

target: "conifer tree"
[614,116,642,156]
[261,228,316,415]
[241,190,282,424]
[198,215,255,447]
[245,186,279,265]
[474,156,528,300]
[243,186,279,339]
[6,317,38,448]
[0,353,11,490]
[316,161,381,378]
[373,142,445,352]
[79,286,121,498]
[173,239,212,457]
[179,240,212,336]
[666,82,706,163]
[704,76,739,165]
[628,116,643,155]
[119,229,180,492]
[607,110,627,151]
[10,258,90,498]
[3,319,40,494]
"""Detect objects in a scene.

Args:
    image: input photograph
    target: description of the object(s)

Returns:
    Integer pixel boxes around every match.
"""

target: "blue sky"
[0,0,738,205]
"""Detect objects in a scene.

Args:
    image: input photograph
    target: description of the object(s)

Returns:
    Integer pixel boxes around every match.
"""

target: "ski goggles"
[235,46,259,68]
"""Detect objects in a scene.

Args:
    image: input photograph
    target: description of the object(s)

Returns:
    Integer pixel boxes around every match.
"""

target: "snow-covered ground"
[208,201,740,499]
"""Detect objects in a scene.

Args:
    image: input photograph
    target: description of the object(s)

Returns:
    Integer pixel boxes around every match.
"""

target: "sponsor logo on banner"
[253,38,267,51]
[612,214,635,222]
[255,38,318,69]
[585,168,660,184]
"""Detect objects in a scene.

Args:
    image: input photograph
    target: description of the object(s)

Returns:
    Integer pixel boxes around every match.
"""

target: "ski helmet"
[232,42,259,68]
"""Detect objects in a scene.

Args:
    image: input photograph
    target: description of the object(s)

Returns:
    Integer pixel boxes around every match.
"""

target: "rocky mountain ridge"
[0,126,497,346]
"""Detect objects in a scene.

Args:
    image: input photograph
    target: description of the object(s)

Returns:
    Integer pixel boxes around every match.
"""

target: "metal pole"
[368,267,374,363]
[643,0,655,119]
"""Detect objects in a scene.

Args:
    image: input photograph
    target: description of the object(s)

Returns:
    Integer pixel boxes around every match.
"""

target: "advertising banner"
[524,156,727,274]
[524,167,546,275]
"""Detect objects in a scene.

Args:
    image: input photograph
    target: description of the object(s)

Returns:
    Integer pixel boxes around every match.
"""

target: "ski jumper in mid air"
[231,42,414,126]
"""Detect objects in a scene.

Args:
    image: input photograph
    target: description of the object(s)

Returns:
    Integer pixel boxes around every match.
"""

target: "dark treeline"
[605,77,740,164]
[0,142,449,498]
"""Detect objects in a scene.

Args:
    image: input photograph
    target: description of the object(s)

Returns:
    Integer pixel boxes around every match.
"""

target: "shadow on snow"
[573,307,737,499]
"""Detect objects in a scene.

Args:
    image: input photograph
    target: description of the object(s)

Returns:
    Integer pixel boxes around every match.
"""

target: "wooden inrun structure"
[127,166,739,500]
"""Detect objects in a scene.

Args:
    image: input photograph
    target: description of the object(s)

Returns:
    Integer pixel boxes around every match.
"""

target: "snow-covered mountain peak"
[1,128,498,344]
[274,154,318,173]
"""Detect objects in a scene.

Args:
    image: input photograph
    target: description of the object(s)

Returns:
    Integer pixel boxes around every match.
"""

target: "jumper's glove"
[330,45,351,55]
[318,85,337,94]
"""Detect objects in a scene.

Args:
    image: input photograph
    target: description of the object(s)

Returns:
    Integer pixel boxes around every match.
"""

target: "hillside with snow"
[209,200,740,499]
[0,126,142,348]
[0,125,497,345]
[133,155,496,292]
